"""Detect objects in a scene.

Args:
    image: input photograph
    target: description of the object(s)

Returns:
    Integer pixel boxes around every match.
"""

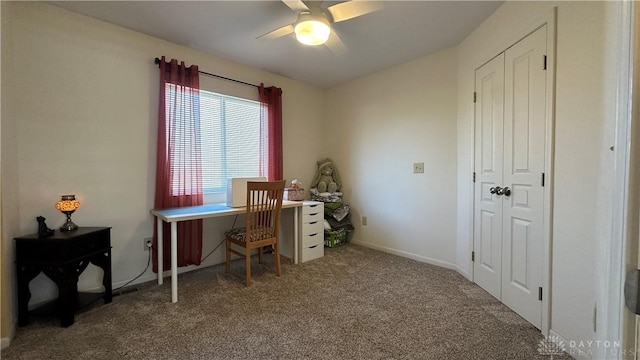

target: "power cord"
[116,214,240,292]
[113,245,151,292]
[200,214,238,262]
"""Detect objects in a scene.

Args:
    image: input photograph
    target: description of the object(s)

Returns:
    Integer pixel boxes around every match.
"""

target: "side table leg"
[91,249,113,304]
[16,266,39,327]
[103,249,112,303]
[58,276,79,327]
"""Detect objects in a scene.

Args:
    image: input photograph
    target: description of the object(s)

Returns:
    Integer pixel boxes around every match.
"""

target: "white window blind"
[166,85,265,196]
[200,90,265,193]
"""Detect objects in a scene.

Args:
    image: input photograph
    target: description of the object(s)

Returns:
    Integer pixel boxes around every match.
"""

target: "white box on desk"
[226,177,267,207]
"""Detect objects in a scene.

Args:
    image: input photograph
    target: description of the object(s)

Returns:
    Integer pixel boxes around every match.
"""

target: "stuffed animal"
[311,158,341,193]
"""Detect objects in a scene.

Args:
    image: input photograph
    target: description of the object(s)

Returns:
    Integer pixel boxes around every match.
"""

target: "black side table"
[15,227,112,327]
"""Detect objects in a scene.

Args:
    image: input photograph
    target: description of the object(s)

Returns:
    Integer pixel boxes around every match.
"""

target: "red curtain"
[259,83,283,181]
[153,56,203,273]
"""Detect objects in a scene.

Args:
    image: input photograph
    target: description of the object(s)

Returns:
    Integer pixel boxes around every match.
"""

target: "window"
[166,85,266,197]
[200,90,265,193]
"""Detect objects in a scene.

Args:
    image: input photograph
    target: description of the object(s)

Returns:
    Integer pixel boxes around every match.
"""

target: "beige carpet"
[2,244,570,359]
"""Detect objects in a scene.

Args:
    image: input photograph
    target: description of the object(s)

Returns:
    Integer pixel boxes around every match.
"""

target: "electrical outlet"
[413,162,424,174]
[144,237,153,251]
[362,216,368,226]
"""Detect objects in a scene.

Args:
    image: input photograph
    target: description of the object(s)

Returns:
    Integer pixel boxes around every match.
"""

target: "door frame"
[471,8,557,335]
[611,1,639,358]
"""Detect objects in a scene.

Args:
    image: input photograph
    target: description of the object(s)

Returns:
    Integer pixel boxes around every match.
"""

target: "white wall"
[1,0,20,346]
[1,1,325,310]
[457,1,620,355]
[325,48,458,268]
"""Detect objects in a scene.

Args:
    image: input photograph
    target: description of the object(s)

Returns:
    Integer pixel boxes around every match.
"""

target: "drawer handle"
[309,245,318,249]
[309,205,318,208]
[309,221,318,225]
[309,213,318,216]
[309,233,318,237]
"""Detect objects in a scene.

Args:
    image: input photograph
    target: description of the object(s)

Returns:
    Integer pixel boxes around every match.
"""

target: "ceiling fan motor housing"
[294,10,331,46]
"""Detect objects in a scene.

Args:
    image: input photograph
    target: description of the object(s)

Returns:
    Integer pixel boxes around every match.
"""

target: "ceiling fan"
[257,0,383,55]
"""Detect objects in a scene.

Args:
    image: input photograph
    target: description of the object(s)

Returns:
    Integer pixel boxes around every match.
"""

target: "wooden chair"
[225,180,286,286]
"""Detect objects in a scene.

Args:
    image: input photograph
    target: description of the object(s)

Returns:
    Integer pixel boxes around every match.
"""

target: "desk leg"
[171,221,178,303]
[294,206,299,265]
[157,217,163,285]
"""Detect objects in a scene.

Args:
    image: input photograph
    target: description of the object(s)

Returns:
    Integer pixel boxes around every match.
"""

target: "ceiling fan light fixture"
[294,15,330,46]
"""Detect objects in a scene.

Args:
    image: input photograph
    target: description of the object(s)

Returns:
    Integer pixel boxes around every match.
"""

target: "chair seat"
[225,227,275,243]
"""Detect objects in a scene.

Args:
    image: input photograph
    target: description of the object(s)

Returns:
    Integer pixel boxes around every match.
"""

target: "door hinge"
[543,55,547,70]
[473,172,476,183]
[472,251,475,262]
[541,172,545,187]
[538,287,543,301]
[473,92,477,103]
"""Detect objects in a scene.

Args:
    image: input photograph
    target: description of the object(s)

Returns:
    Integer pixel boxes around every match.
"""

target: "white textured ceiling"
[49,1,502,89]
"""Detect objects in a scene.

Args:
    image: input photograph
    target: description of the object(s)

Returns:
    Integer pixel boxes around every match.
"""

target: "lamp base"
[60,221,78,232]
[60,210,78,232]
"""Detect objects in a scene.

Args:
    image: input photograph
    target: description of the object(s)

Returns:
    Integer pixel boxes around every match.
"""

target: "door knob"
[490,186,503,195]
[502,187,511,196]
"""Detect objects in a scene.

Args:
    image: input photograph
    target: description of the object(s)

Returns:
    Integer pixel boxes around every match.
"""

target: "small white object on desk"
[226,177,266,207]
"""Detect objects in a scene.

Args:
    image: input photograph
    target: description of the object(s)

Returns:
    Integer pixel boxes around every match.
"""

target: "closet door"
[473,53,505,300]
[473,25,547,329]
[501,25,547,329]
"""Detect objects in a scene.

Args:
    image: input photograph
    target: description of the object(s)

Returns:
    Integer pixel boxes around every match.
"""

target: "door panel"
[473,54,505,300]
[501,25,547,329]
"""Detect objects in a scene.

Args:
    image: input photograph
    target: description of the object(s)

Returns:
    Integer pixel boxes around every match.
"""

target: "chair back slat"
[245,181,285,242]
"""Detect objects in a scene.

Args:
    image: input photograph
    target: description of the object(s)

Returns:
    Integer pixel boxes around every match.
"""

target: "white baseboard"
[111,252,226,290]
[28,249,266,309]
[350,240,457,270]
[1,336,11,350]
[455,265,472,281]
[1,321,14,350]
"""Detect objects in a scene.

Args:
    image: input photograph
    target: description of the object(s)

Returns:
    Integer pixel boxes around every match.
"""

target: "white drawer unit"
[299,201,324,262]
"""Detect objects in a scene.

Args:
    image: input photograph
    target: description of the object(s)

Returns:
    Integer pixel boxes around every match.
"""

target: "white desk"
[150,201,303,303]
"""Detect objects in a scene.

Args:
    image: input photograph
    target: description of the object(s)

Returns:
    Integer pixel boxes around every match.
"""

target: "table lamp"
[55,195,80,231]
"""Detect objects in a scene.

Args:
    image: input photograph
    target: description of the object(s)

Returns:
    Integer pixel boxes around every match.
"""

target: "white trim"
[1,337,10,350]
[0,316,14,350]
[113,254,225,290]
[350,240,457,271]
[541,7,558,337]
[26,245,288,308]
[610,1,638,358]
[456,265,472,281]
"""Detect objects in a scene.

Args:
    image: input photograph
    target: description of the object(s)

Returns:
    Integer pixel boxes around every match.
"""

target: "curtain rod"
[154,57,259,89]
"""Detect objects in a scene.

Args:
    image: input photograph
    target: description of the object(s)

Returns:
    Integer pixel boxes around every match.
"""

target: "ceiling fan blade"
[325,30,347,55]
[257,24,295,40]
[282,0,309,12]
[327,0,383,23]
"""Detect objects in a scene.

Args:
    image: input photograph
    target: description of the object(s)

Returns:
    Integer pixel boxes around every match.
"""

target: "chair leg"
[225,239,230,273]
[245,248,251,287]
[274,241,281,277]
[258,246,264,264]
